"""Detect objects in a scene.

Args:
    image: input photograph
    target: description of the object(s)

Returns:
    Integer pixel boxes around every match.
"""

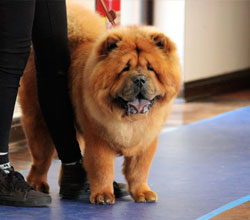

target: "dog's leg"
[19,56,55,193]
[84,137,116,204]
[123,138,158,202]
[23,115,55,194]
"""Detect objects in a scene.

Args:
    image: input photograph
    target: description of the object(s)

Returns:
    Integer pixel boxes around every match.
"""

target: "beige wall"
[154,0,185,71]
[184,0,250,82]
[121,0,141,25]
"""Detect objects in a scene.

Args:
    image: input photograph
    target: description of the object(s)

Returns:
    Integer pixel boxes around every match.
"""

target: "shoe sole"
[0,197,52,207]
[59,189,90,201]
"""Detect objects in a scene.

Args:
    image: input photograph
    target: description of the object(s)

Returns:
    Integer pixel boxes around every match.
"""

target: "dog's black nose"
[133,75,146,88]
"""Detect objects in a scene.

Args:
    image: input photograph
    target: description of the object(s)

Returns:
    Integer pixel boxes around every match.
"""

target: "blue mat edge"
[196,194,250,220]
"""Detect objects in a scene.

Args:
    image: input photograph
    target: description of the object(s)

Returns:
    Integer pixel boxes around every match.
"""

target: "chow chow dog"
[19,3,181,204]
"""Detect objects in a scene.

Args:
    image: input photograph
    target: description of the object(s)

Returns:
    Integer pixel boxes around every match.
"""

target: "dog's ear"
[151,33,175,54]
[99,34,121,57]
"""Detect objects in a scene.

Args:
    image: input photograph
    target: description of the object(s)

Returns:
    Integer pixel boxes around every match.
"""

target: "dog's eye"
[118,63,130,77]
[122,64,130,72]
[147,65,154,72]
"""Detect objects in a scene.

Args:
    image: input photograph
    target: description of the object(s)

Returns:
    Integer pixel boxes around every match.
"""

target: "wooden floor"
[9,89,250,220]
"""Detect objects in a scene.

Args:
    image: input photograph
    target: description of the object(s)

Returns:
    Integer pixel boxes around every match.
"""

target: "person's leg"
[0,0,51,206]
[0,0,34,168]
[31,0,88,199]
[32,0,82,164]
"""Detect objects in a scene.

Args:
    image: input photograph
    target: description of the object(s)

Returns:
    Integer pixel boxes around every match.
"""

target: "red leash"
[98,0,117,27]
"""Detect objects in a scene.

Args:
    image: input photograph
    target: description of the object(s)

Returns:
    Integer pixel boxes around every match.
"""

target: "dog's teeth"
[131,109,138,114]
[128,105,138,114]
[141,106,149,113]
[132,109,137,114]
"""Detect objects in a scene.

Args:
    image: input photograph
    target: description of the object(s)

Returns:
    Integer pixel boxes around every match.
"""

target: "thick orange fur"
[19,2,181,204]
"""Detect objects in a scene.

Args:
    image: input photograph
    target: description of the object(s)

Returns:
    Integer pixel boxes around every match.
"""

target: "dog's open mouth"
[115,94,155,114]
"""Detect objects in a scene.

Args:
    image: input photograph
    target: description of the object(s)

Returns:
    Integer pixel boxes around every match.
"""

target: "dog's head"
[84,26,181,118]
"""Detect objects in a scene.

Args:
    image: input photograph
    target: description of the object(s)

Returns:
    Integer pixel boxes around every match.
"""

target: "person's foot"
[113,181,129,198]
[0,167,51,207]
[59,160,129,200]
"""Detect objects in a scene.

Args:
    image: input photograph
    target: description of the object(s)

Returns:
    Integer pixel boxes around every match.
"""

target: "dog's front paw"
[132,190,158,203]
[27,176,50,193]
[90,192,115,205]
[27,166,50,193]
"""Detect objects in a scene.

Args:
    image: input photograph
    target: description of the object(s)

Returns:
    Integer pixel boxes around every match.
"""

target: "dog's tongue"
[127,99,151,114]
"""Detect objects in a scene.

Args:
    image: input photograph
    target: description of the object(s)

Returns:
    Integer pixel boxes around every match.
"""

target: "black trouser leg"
[32,0,82,163]
[0,1,35,164]
[0,0,82,165]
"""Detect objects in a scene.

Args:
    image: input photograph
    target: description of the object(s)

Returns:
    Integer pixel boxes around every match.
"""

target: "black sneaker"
[59,160,129,200]
[113,181,129,198]
[59,160,89,200]
[0,168,51,207]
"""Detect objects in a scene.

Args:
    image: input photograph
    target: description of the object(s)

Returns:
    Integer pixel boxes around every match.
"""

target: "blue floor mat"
[0,106,250,220]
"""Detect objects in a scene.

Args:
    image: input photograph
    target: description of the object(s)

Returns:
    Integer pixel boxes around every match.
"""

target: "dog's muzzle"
[115,75,157,114]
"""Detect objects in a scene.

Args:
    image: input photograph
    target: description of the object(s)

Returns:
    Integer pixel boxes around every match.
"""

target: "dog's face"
[86,26,181,118]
